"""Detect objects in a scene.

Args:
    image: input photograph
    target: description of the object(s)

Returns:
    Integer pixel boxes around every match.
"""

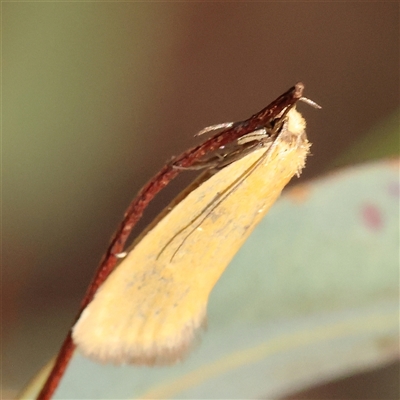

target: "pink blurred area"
[3,2,399,397]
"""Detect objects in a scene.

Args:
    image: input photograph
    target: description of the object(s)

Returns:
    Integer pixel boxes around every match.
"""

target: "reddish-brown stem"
[36,83,304,400]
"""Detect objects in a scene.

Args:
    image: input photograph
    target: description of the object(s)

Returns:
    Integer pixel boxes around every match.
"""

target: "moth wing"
[72,108,310,365]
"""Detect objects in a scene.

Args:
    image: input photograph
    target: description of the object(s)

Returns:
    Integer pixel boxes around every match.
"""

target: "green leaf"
[22,159,399,399]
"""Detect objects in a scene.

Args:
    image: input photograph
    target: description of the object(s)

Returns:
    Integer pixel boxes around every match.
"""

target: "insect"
[72,83,320,366]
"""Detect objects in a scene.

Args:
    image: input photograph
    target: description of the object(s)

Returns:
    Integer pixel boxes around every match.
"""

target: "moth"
[72,83,320,366]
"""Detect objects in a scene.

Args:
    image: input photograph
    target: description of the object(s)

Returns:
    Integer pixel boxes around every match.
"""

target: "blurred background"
[3,2,399,398]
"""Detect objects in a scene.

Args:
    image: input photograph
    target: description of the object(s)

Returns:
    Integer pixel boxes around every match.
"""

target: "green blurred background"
[3,2,399,398]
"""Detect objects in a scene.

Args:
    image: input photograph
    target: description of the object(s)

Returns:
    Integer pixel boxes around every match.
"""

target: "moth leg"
[236,128,268,145]
[173,129,270,172]
[205,128,269,169]
[194,122,234,137]
[172,159,222,171]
